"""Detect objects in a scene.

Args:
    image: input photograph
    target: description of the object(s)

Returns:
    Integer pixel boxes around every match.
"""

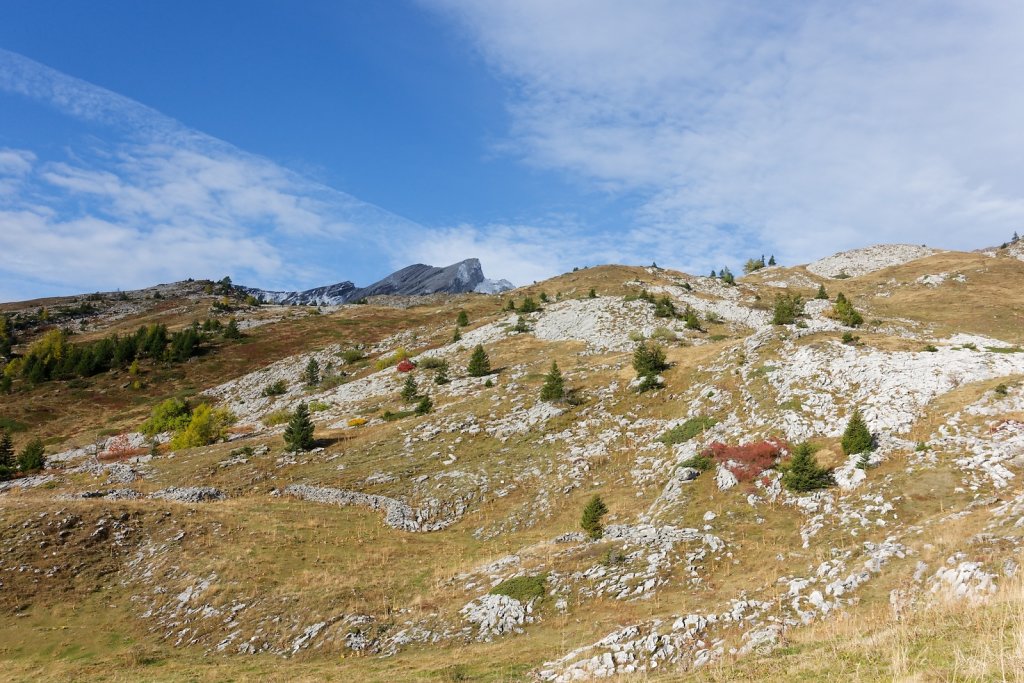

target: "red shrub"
[99,434,148,461]
[702,438,788,482]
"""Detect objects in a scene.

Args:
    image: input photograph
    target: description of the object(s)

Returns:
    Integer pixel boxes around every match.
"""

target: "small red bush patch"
[702,438,787,482]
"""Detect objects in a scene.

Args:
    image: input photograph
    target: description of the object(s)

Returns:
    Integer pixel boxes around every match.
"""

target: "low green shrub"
[658,416,717,445]
[651,326,677,342]
[490,574,547,602]
[261,380,287,397]
[339,349,365,365]
[680,453,714,471]
[263,409,292,426]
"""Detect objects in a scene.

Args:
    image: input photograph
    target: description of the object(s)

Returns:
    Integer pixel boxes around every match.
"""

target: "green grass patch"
[0,416,28,433]
[263,409,291,426]
[490,574,547,602]
[986,346,1023,353]
[658,416,717,445]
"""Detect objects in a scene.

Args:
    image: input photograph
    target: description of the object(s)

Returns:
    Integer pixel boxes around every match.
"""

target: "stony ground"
[1,244,1024,681]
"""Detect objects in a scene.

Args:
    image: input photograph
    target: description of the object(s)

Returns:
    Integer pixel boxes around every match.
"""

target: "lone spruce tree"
[831,292,864,327]
[434,360,450,385]
[815,284,829,300]
[223,318,242,339]
[782,443,835,492]
[632,342,668,376]
[452,327,462,343]
[401,374,419,402]
[456,310,469,327]
[684,306,703,331]
[540,361,565,402]
[581,495,608,540]
[415,396,433,415]
[17,438,45,472]
[284,402,315,452]
[303,358,321,387]
[467,344,491,377]
[841,409,874,455]
[0,430,14,470]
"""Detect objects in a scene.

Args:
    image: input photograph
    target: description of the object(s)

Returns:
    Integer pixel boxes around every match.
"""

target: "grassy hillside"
[1,246,1023,681]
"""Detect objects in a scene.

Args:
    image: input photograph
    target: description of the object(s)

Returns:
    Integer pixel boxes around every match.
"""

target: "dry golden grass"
[4,256,1024,682]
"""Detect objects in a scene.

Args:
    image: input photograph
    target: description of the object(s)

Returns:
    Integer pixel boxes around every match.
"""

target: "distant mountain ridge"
[240,258,513,305]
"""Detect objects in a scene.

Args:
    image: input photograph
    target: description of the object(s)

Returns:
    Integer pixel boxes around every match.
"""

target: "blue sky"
[1,1,1023,301]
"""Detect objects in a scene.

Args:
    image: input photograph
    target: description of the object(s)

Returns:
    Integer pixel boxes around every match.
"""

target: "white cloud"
[394,223,582,285]
[427,1,1024,269]
[0,148,34,175]
[0,49,424,299]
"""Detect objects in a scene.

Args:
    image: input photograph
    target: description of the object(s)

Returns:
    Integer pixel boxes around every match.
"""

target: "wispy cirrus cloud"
[0,49,424,300]
[425,0,1024,270]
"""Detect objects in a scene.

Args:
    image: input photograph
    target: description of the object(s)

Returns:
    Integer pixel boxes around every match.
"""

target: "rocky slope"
[1,243,1023,681]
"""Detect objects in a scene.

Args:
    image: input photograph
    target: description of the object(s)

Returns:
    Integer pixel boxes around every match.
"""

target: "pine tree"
[841,409,874,455]
[467,344,491,377]
[456,310,469,327]
[856,452,871,470]
[434,360,450,385]
[768,254,776,266]
[654,296,677,318]
[415,396,433,415]
[539,292,548,302]
[710,269,717,278]
[684,306,703,331]
[0,430,14,469]
[303,357,321,387]
[815,284,829,300]
[831,292,864,327]
[580,495,608,540]
[452,327,462,343]
[520,297,540,313]
[513,315,530,333]
[401,374,419,402]
[17,438,45,472]
[505,299,516,312]
[772,293,805,325]
[720,268,735,285]
[223,318,242,339]
[540,361,565,402]
[782,443,835,492]
[588,288,597,298]
[283,402,315,452]
[632,342,668,376]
